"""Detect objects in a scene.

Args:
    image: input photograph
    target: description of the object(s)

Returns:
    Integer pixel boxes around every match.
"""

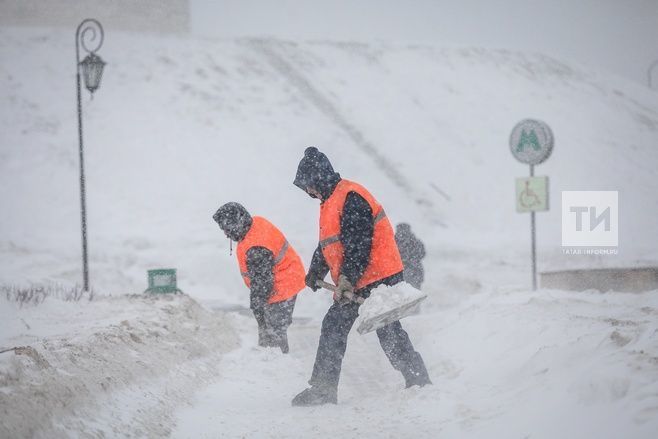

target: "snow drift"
[0,294,238,438]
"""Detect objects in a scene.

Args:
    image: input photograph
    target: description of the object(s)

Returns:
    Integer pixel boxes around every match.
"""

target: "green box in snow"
[145,268,181,294]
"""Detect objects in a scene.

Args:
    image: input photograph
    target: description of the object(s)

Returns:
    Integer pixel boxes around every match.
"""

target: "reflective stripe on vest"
[274,240,289,264]
[319,210,387,249]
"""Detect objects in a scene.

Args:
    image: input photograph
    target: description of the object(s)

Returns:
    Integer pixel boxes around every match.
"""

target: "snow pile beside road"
[0,293,238,438]
[413,287,658,438]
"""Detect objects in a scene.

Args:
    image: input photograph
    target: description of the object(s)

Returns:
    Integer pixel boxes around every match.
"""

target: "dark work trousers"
[254,296,296,352]
[264,296,296,336]
[309,286,428,389]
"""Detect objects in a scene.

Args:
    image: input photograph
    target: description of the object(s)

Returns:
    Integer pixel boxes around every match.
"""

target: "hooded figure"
[213,202,306,353]
[291,147,431,406]
[395,223,426,289]
[293,147,376,290]
[293,146,342,201]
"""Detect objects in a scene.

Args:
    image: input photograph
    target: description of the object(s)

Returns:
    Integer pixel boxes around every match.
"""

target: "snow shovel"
[315,280,427,335]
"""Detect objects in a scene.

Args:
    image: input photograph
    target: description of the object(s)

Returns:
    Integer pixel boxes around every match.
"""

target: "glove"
[337,274,355,298]
[305,271,321,292]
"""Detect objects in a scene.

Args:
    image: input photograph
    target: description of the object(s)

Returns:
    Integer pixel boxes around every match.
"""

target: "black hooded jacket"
[395,223,426,289]
[294,147,376,288]
[245,246,275,318]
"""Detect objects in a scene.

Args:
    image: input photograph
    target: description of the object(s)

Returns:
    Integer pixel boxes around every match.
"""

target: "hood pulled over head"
[293,147,341,200]
[212,202,253,241]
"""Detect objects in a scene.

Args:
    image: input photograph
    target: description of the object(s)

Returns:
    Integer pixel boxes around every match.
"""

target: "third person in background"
[395,223,426,290]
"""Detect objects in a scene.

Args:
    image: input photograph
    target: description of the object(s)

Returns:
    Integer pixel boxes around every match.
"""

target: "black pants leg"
[309,300,360,389]
[263,296,296,353]
[308,275,430,390]
[376,320,431,387]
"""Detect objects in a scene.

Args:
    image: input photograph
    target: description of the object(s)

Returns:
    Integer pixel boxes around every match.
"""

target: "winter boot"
[403,352,432,388]
[291,385,338,406]
[405,373,432,388]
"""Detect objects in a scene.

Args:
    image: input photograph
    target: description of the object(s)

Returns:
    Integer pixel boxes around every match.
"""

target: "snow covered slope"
[1,28,657,303]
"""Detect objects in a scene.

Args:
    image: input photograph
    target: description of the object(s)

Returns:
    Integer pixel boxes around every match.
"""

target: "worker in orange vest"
[213,202,306,353]
[291,147,431,406]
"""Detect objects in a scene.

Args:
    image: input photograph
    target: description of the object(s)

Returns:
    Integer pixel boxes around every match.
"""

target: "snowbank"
[0,293,238,438]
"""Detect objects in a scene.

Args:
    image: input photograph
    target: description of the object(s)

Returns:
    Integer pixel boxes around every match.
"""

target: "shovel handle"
[315,280,338,292]
[315,280,365,304]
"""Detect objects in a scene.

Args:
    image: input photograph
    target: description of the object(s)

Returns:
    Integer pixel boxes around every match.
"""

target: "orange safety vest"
[319,179,404,290]
[237,216,306,303]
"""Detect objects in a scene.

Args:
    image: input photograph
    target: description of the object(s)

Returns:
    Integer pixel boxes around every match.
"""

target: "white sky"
[190,0,658,85]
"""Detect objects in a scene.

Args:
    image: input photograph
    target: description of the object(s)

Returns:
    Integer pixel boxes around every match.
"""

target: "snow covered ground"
[3,285,656,438]
[1,26,657,438]
[0,292,238,437]
[174,287,658,439]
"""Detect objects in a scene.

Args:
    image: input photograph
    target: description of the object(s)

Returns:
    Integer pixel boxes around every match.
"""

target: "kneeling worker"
[213,202,305,353]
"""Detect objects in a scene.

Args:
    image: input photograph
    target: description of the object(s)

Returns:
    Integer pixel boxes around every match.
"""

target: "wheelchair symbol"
[519,180,540,208]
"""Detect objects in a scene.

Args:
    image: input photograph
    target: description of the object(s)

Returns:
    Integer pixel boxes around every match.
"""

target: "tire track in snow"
[249,39,446,227]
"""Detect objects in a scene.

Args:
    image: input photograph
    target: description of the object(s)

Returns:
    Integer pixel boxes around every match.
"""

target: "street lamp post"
[76,19,106,292]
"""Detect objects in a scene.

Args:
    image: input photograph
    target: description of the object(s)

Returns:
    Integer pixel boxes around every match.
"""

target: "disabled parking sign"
[516,176,549,212]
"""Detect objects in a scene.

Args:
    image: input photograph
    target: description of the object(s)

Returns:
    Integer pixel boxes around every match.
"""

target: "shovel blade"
[356,296,427,334]
[356,282,427,335]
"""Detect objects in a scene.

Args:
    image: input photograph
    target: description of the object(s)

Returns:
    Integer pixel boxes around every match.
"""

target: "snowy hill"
[1,27,657,301]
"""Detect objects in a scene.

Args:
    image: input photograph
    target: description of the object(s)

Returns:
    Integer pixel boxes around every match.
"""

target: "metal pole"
[76,67,89,292]
[530,164,537,291]
[75,19,103,292]
[75,23,89,292]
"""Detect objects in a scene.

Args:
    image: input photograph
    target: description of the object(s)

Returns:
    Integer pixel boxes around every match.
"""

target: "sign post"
[510,119,553,291]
